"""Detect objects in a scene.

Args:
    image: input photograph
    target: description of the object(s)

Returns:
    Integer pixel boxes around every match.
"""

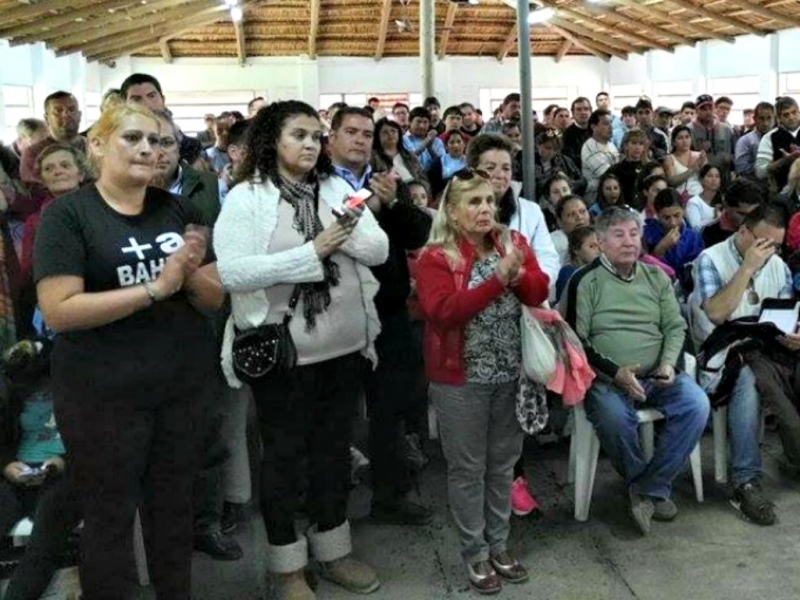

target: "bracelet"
[144,281,159,304]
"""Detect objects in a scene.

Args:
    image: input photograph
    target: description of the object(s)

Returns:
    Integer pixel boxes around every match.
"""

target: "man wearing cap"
[755,96,800,193]
[635,98,669,163]
[688,94,735,176]
[654,107,675,147]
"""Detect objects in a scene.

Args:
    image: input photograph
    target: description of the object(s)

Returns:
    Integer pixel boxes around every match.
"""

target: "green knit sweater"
[561,256,686,379]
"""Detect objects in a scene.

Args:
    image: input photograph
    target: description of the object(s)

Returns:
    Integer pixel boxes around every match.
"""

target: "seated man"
[644,188,704,288]
[693,203,795,526]
[562,207,709,535]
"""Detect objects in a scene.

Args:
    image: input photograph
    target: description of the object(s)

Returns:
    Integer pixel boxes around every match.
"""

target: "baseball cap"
[696,94,714,109]
[656,106,675,116]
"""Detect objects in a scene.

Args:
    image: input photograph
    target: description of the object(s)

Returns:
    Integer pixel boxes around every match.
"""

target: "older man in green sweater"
[562,207,709,535]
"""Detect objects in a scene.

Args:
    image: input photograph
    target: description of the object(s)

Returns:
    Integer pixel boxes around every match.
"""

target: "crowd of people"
[0,73,799,600]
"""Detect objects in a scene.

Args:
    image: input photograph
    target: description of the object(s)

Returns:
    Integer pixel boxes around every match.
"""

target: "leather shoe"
[466,561,502,595]
[193,530,243,561]
[221,502,247,534]
[371,498,434,526]
[490,551,528,584]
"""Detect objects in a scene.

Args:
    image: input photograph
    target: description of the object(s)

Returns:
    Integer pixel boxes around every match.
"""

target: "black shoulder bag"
[231,286,301,384]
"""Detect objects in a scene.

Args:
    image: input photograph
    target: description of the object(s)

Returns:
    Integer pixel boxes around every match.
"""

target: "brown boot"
[275,570,316,600]
[319,555,381,594]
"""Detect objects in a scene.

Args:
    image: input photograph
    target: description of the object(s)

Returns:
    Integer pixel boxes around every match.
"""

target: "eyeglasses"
[452,167,490,181]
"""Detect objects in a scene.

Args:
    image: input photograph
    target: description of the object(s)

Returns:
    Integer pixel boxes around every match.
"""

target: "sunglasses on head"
[452,167,490,181]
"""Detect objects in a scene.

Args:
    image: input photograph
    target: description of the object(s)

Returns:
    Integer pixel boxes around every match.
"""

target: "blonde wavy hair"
[426,170,511,264]
[87,103,160,177]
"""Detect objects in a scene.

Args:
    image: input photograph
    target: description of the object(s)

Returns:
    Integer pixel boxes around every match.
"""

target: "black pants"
[0,473,81,600]
[55,378,212,600]
[251,352,363,546]
[365,310,424,504]
[192,381,229,536]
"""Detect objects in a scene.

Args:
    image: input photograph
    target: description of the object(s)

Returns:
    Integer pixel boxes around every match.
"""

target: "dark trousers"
[193,383,229,536]
[55,378,212,600]
[747,352,800,467]
[365,310,423,504]
[251,352,363,546]
[0,474,81,600]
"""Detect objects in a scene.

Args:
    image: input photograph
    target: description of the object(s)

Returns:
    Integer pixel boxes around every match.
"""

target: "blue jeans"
[585,373,710,500]
[727,366,762,486]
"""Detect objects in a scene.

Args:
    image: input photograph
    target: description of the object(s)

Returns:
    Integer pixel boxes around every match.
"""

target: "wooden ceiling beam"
[159,39,173,64]
[234,15,246,66]
[581,2,694,47]
[375,0,392,61]
[49,0,220,49]
[86,0,258,61]
[1,0,138,40]
[438,2,458,60]
[308,0,320,59]
[550,16,639,55]
[64,5,236,58]
[555,40,572,63]
[664,0,766,36]
[723,0,800,28]
[0,0,76,28]
[12,0,195,45]
[540,2,673,53]
[496,23,517,62]
[610,0,735,44]
[545,23,611,62]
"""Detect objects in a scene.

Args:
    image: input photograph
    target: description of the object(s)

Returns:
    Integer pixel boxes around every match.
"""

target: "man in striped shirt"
[581,109,619,202]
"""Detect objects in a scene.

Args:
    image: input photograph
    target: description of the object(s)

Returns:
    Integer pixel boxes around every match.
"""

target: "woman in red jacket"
[415,169,548,595]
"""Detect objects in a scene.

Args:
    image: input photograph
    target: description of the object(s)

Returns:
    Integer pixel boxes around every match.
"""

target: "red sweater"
[415,230,549,385]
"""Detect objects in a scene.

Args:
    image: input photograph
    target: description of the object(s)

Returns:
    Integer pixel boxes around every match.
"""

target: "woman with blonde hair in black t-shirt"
[33,103,224,600]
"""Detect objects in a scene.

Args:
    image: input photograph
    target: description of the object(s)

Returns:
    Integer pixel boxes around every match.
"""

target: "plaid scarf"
[279,178,340,331]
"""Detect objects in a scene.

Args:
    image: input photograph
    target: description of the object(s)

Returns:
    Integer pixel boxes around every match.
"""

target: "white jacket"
[214,175,389,388]
[509,181,561,293]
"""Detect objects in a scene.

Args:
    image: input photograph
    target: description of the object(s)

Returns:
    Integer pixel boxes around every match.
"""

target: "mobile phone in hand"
[333,189,373,220]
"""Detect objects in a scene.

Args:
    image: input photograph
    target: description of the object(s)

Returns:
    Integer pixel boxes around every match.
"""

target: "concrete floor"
[7,431,800,600]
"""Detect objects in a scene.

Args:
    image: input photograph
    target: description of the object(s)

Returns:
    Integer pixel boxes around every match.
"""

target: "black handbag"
[231,285,302,384]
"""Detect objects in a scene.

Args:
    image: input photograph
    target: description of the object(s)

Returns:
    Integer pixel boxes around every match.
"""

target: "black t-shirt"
[701,220,734,249]
[33,184,217,396]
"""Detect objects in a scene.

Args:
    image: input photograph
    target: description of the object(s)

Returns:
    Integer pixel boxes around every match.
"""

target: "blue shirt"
[17,390,65,464]
[332,163,372,191]
[643,219,704,281]
[734,129,763,177]
[402,134,445,171]
[441,154,467,180]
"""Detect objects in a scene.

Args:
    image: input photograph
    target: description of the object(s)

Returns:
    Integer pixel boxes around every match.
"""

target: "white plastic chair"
[7,511,150,586]
[568,354,704,522]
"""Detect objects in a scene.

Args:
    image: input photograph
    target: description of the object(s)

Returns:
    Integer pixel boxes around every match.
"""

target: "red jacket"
[416,230,549,385]
[787,212,800,252]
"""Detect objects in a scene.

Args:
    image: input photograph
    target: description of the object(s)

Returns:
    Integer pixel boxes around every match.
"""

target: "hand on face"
[743,238,777,273]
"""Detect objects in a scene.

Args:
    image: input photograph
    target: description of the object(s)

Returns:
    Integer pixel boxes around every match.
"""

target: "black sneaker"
[221,502,247,535]
[730,480,776,526]
[371,498,434,526]
[193,530,244,561]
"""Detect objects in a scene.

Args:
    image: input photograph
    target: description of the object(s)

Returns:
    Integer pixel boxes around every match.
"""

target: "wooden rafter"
[438,2,458,60]
[159,39,173,64]
[580,2,695,47]
[375,0,392,61]
[1,0,138,40]
[13,0,196,46]
[724,0,800,28]
[545,23,611,62]
[496,23,517,62]
[85,0,259,62]
[550,16,637,56]
[664,0,766,36]
[309,0,320,59]
[610,0,736,44]
[0,0,76,28]
[50,0,220,50]
[540,2,673,53]
[555,40,572,63]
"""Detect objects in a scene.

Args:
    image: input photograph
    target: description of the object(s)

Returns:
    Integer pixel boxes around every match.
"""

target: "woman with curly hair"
[215,100,388,600]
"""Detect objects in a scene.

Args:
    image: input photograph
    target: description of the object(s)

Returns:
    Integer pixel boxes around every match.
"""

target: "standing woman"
[684,164,723,231]
[214,101,388,600]
[664,125,706,200]
[33,104,224,599]
[416,169,549,594]
[428,129,468,199]
[372,117,426,185]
